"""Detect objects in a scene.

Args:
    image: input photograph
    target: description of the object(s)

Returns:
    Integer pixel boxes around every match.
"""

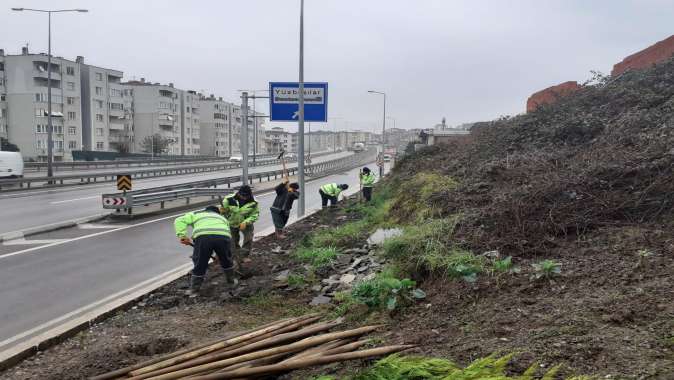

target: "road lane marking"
[0,262,192,352]
[49,196,99,204]
[3,238,69,246]
[78,223,130,229]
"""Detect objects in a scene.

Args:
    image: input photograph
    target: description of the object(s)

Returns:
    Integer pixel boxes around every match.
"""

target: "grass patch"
[315,353,588,380]
[380,218,484,282]
[287,273,306,287]
[388,172,458,222]
[311,221,368,248]
[293,246,339,269]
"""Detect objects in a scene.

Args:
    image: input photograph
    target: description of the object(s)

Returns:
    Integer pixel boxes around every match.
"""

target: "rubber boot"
[224,269,239,288]
[186,275,204,297]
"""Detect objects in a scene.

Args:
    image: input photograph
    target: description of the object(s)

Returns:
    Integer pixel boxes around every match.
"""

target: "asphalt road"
[0,151,353,235]
[0,163,385,353]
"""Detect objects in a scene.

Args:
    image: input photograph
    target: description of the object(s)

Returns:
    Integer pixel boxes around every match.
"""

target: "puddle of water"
[367,228,403,245]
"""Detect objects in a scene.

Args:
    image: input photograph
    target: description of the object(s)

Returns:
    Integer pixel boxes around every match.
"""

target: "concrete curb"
[0,214,109,244]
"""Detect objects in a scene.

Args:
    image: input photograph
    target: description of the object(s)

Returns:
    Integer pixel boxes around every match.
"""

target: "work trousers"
[270,207,290,230]
[319,189,338,208]
[362,186,373,202]
[231,225,254,258]
[192,235,232,278]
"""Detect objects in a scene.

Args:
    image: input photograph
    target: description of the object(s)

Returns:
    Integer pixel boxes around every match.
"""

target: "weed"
[244,293,273,307]
[293,246,339,269]
[343,353,582,380]
[388,172,458,222]
[636,248,655,269]
[311,221,367,248]
[490,256,521,287]
[287,274,306,287]
[348,272,426,312]
[531,259,562,280]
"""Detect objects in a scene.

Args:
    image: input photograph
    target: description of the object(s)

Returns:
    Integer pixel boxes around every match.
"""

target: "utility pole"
[367,90,386,178]
[241,92,249,186]
[11,7,88,177]
[297,0,306,216]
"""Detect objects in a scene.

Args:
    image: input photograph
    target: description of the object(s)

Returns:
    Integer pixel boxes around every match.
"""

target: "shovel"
[277,150,288,179]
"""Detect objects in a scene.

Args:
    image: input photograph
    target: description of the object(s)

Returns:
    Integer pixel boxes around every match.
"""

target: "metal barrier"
[102,149,376,214]
[23,150,333,172]
[0,151,339,192]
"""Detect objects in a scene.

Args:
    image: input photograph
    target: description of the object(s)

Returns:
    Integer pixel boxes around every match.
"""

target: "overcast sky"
[2,0,673,133]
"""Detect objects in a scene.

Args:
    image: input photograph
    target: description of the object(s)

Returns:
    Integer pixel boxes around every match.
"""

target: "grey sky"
[2,0,674,133]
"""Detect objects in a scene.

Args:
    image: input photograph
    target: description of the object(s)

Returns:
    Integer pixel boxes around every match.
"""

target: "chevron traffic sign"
[117,174,132,191]
[102,196,127,208]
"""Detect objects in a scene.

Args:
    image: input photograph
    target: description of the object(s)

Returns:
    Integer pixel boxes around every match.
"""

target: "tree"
[140,134,170,154]
[0,137,20,152]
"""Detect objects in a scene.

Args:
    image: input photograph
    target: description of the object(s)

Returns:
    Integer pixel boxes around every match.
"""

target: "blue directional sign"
[269,82,328,122]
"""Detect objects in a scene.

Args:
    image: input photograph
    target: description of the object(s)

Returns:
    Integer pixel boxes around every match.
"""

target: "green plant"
[346,353,583,380]
[349,272,426,312]
[490,256,520,287]
[287,274,306,287]
[531,259,562,280]
[311,221,367,247]
[636,249,654,269]
[293,246,339,269]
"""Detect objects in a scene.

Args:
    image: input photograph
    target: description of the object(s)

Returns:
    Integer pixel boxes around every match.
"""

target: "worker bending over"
[359,167,376,202]
[174,206,234,296]
[319,183,349,208]
[270,178,300,239]
[221,185,259,260]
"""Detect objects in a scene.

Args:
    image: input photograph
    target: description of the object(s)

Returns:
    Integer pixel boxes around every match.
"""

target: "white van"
[229,155,242,163]
[0,151,24,178]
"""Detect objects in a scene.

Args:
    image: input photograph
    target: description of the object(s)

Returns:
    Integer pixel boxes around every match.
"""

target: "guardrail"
[102,149,376,214]
[23,150,334,172]
[0,151,338,192]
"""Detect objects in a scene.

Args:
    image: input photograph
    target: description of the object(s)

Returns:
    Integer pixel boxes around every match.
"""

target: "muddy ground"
[2,200,673,379]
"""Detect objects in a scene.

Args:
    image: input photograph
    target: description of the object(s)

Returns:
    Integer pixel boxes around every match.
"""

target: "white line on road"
[3,238,69,246]
[78,223,130,229]
[49,196,100,204]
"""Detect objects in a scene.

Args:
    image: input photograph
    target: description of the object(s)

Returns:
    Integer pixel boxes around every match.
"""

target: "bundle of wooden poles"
[90,313,414,380]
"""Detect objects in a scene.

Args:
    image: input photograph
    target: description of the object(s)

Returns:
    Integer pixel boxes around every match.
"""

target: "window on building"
[68,126,76,135]
[54,126,63,134]
[67,97,75,105]
[0,62,4,71]
[186,107,190,113]
[1,94,5,101]
[0,109,5,118]
[68,141,77,149]
[95,100,104,109]
[35,108,46,117]
[110,88,122,97]
[110,103,123,110]
[96,114,103,122]
[37,140,46,149]
[95,72,103,81]
[0,78,4,86]
[95,87,103,96]
[68,111,76,120]
[36,124,47,133]
[54,140,64,151]
[96,142,104,150]
[66,66,75,76]
[67,82,75,91]
[96,128,103,136]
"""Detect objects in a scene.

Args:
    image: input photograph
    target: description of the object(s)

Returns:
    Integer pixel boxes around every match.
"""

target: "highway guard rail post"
[102,148,376,214]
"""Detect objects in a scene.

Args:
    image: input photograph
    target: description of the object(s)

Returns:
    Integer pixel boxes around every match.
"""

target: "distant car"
[0,151,24,178]
[229,156,242,162]
[383,154,392,162]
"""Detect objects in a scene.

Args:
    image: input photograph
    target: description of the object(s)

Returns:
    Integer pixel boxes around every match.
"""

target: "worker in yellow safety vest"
[359,167,376,202]
[319,183,349,208]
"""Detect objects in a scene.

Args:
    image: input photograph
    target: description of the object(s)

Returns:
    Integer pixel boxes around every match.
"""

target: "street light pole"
[11,7,87,177]
[241,92,249,186]
[297,0,306,217]
[368,90,386,178]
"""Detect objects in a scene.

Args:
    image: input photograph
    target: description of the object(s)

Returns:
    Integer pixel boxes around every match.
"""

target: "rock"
[362,273,377,281]
[340,273,356,285]
[274,270,290,282]
[343,248,369,255]
[357,265,369,273]
[311,285,322,292]
[310,295,332,305]
[321,278,340,286]
[335,254,353,267]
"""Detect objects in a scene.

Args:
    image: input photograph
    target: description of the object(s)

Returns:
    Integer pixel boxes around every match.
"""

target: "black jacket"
[272,183,299,212]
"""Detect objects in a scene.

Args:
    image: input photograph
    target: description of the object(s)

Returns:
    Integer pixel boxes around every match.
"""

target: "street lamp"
[11,7,88,178]
[367,90,386,177]
[237,89,269,164]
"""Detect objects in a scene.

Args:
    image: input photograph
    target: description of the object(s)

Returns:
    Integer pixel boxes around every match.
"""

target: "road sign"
[269,82,328,122]
[102,196,127,208]
[117,174,132,191]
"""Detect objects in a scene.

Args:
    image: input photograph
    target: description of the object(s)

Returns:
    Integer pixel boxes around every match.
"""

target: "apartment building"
[182,90,200,155]
[0,47,84,160]
[79,56,133,153]
[122,79,183,155]
[199,94,232,157]
[265,126,291,154]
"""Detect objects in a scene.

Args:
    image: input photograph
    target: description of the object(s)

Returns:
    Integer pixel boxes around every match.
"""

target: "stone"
[367,228,403,246]
[310,295,332,305]
[340,273,356,285]
[343,248,369,255]
[311,285,322,292]
[274,270,290,282]
[357,265,369,273]
[335,254,353,267]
